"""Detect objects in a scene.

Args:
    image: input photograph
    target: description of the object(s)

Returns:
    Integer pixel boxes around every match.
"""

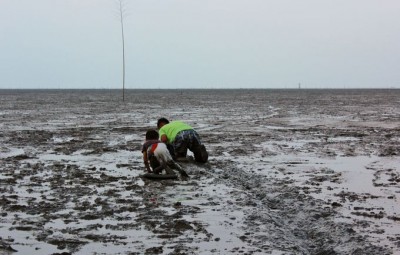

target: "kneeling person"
[142,129,177,174]
[157,118,208,163]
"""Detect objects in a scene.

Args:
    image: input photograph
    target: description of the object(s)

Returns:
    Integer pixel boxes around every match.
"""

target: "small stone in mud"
[222,174,229,179]
[351,211,385,219]
[15,226,34,231]
[116,164,130,168]
[388,215,400,221]
[314,248,336,255]
[145,246,163,254]
[245,201,257,207]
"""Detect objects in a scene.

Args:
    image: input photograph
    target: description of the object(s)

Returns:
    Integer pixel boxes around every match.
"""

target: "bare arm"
[160,134,168,143]
[142,151,152,173]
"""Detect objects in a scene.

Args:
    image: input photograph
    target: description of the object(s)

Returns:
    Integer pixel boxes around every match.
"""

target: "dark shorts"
[173,129,202,157]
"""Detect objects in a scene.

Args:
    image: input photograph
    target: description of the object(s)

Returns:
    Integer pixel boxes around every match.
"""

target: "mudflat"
[1,89,399,254]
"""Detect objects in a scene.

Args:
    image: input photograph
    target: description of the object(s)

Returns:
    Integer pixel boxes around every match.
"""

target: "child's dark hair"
[146,129,159,140]
[157,118,170,128]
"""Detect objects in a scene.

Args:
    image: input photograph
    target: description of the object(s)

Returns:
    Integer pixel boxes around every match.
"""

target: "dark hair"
[145,129,159,140]
[157,118,169,128]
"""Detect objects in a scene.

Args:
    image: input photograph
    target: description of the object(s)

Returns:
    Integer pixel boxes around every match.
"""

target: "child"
[142,129,187,176]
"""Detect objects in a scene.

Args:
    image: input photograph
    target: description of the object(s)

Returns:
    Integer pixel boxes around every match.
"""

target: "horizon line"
[0,87,399,90]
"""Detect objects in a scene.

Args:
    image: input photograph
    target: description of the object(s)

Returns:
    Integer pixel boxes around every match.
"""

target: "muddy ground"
[0,89,399,255]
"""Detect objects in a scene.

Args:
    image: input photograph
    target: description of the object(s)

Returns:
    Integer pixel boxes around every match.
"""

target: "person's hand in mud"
[152,163,166,175]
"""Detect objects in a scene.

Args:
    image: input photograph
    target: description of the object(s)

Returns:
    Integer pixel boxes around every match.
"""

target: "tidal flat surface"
[1,89,399,254]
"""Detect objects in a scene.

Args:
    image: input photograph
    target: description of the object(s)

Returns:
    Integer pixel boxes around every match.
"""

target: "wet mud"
[0,89,399,254]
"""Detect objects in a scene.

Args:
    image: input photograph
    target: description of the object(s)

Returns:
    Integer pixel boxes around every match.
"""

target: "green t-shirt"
[159,121,193,143]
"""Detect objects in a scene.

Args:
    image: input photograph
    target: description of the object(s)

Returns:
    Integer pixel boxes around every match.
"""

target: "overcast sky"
[0,0,399,89]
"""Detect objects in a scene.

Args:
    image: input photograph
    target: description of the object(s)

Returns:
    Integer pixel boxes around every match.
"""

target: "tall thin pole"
[119,0,126,102]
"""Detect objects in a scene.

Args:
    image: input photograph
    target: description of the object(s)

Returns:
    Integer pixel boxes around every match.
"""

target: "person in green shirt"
[157,118,208,163]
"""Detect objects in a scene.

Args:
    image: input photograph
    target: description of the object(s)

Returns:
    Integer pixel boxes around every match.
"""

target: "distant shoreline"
[0,88,399,91]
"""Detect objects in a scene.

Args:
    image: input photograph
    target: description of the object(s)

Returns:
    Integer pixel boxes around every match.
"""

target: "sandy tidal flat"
[1,89,400,254]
